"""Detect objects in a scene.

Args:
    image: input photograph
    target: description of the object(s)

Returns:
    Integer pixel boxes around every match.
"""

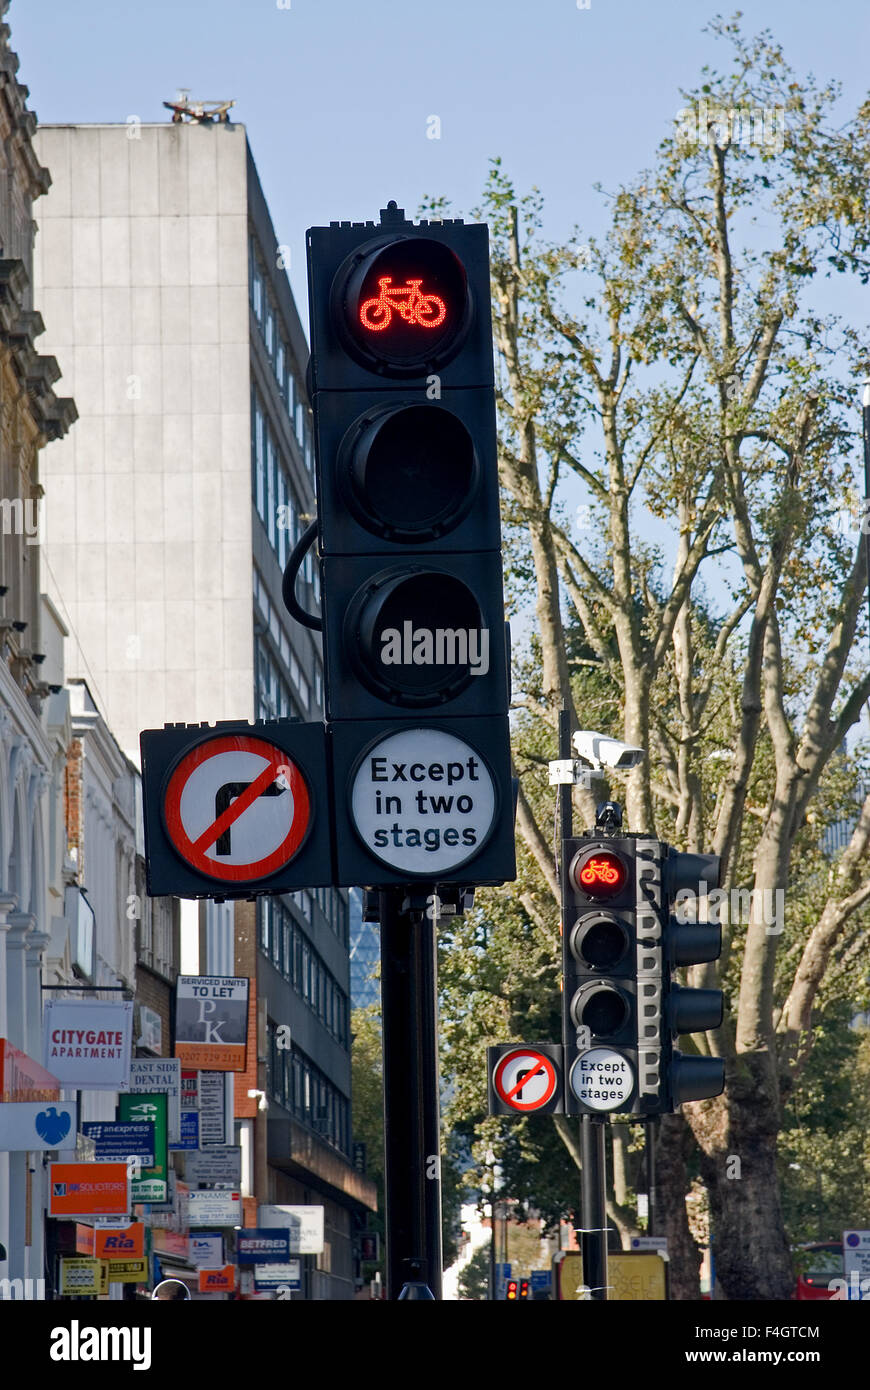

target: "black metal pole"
[380,887,442,1300]
[645,1116,658,1237]
[560,703,608,1300]
[862,384,870,647]
[580,1116,608,1299]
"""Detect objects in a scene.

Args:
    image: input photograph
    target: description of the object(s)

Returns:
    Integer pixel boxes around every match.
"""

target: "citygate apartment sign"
[43,1000,134,1090]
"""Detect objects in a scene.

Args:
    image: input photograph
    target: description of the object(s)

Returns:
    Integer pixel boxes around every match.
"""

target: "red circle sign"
[493,1050,558,1112]
[163,735,311,883]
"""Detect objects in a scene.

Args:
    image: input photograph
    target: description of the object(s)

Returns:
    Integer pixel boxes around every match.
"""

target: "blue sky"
[13,0,870,700]
[14,0,870,316]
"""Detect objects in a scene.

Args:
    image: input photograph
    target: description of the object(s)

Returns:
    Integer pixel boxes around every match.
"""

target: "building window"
[251,253,264,323]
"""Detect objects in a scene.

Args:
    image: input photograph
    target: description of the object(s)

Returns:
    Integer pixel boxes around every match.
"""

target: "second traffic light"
[561,835,725,1115]
[307,202,515,888]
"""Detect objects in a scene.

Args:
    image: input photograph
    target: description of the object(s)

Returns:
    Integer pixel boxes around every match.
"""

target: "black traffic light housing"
[561,835,653,1114]
[660,847,726,1107]
[307,202,515,889]
[562,835,725,1115]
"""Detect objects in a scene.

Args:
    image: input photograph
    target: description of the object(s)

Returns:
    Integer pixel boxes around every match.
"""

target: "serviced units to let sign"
[43,1000,134,1090]
[175,977,249,1072]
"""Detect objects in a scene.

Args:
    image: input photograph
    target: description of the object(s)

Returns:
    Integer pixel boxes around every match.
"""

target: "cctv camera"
[572,730,645,771]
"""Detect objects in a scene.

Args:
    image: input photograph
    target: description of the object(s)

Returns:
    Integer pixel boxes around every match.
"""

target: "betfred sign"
[237,1229,291,1265]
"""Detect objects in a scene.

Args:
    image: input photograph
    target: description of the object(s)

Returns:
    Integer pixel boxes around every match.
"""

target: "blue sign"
[494,1261,511,1300]
[81,1121,155,1164]
[169,1111,199,1151]
[237,1229,291,1265]
[530,1269,551,1291]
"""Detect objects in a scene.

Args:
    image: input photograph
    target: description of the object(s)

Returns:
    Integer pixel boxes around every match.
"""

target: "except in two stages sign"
[349,727,496,876]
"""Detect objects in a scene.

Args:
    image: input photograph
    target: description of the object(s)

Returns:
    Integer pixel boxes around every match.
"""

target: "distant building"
[0,3,75,1292]
[33,117,374,1297]
[349,889,380,1009]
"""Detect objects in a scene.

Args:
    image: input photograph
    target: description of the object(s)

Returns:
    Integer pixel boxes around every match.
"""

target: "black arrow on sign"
[214,780,285,855]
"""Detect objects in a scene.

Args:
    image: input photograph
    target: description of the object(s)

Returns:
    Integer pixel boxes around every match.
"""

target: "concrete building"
[32,116,374,1297]
[0,4,76,1293]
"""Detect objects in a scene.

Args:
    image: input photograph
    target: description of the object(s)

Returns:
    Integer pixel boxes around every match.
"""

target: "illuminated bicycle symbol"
[580,857,621,886]
[359,277,447,332]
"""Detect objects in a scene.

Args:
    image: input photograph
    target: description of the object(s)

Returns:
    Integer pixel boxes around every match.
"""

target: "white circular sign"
[569,1047,634,1112]
[349,728,496,875]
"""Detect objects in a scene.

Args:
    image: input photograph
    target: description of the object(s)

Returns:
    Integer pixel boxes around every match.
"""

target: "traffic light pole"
[559,705,608,1300]
[645,1116,659,1235]
[380,887,443,1300]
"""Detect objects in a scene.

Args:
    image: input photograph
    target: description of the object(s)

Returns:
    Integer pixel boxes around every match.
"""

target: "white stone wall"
[33,123,254,762]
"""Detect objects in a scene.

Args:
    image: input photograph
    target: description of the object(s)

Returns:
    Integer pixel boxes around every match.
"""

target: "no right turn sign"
[487,1043,564,1115]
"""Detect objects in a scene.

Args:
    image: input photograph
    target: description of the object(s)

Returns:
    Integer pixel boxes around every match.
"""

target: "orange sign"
[48,1163,129,1217]
[199,1264,236,1293]
[0,1038,60,1102]
[94,1224,145,1259]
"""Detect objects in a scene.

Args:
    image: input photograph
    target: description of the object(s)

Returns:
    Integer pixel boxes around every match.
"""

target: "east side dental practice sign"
[43,1000,134,1090]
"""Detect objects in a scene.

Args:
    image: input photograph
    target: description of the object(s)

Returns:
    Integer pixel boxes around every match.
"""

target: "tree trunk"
[692,1054,793,1300]
[655,1113,703,1299]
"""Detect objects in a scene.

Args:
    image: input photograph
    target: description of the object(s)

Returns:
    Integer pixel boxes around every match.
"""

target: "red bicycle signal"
[360,277,447,332]
[573,849,628,898]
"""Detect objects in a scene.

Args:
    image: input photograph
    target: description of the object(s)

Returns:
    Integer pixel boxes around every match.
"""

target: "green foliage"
[456,1245,490,1301]
[780,1023,870,1244]
[434,12,870,1292]
[350,1005,385,1273]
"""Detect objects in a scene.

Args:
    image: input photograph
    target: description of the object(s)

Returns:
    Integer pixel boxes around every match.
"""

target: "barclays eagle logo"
[35,1107,72,1145]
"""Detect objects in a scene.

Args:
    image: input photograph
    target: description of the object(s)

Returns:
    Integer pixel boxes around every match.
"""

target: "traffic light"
[561,835,645,1115]
[306,201,515,889]
[506,1279,518,1301]
[561,836,725,1115]
[518,1278,530,1300]
[660,846,725,1107]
